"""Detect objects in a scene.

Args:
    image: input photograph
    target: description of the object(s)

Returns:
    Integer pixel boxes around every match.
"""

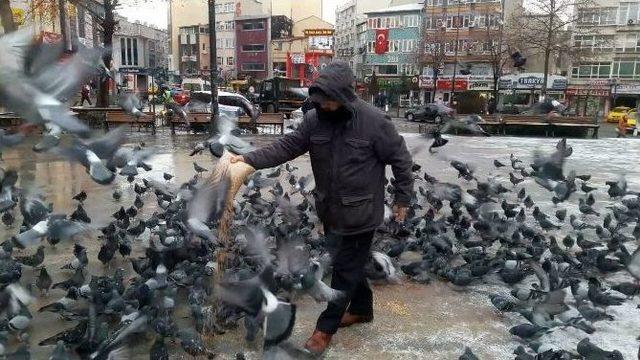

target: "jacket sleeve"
[374,116,414,206]
[243,117,310,170]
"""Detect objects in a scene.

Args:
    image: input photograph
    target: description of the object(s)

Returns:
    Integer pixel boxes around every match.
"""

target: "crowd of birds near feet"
[2,27,640,360]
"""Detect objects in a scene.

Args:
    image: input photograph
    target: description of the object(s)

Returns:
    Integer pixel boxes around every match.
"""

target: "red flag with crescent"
[375,29,389,55]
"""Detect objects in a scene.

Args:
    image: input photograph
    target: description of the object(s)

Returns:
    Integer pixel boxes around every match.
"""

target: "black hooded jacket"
[244,61,414,235]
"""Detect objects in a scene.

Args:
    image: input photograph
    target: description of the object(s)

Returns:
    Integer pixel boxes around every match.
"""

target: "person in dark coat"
[80,84,92,106]
[231,61,414,355]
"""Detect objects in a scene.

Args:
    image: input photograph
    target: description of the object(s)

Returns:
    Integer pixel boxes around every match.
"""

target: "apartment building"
[568,0,640,114]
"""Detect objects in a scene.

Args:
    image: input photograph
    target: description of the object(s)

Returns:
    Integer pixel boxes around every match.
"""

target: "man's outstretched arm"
[232,117,311,170]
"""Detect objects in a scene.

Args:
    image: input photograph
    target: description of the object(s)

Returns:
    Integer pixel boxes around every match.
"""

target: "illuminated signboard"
[303,29,335,36]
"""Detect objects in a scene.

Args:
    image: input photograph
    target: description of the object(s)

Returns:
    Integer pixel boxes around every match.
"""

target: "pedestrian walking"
[80,84,92,106]
[230,61,414,355]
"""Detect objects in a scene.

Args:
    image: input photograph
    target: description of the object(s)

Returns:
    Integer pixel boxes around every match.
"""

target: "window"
[619,2,640,24]
[579,7,617,25]
[242,63,265,71]
[571,63,612,78]
[202,43,206,51]
[216,21,234,31]
[242,44,265,52]
[120,38,126,65]
[217,57,223,65]
[132,38,138,65]
[215,2,234,13]
[376,65,397,75]
[243,21,265,31]
[463,15,471,27]
[227,57,234,65]
[126,38,132,66]
[575,34,614,52]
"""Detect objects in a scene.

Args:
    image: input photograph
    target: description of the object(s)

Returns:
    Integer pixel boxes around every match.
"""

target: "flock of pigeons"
[1,28,640,360]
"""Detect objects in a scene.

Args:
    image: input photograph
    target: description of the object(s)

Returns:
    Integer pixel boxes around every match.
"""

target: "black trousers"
[316,230,374,334]
[80,94,92,106]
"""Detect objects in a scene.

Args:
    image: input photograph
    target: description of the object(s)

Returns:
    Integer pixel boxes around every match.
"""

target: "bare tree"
[482,8,511,101]
[419,15,448,103]
[509,0,594,98]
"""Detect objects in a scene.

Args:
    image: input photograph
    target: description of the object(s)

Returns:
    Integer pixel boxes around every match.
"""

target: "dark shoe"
[304,330,332,355]
[339,313,373,328]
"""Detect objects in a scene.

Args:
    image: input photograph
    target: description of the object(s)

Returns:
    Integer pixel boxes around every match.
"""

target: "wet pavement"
[3,126,640,359]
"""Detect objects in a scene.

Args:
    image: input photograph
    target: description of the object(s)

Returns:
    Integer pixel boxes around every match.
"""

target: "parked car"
[404,103,455,123]
[172,88,190,106]
[189,91,261,120]
[607,106,636,123]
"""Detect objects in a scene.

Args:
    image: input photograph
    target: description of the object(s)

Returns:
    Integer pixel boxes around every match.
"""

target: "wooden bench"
[501,115,551,136]
[105,110,156,134]
[478,114,503,134]
[170,112,284,135]
[71,107,118,129]
[170,112,213,134]
[547,116,600,139]
[239,113,284,135]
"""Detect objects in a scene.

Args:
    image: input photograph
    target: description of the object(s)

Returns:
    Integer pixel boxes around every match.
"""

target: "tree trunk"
[0,0,16,33]
[541,0,555,100]
[541,47,550,100]
[58,0,68,51]
[97,0,116,107]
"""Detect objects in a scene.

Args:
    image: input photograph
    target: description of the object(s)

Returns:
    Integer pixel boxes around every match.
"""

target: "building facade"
[168,0,209,74]
[335,0,416,75]
[113,16,169,92]
[421,0,522,103]
[235,15,271,80]
[272,16,334,86]
[362,3,423,98]
[568,0,640,115]
[2,0,101,48]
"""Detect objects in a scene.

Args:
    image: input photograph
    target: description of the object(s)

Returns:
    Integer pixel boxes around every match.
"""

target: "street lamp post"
[450,0,461,106]
[208,0,219,135]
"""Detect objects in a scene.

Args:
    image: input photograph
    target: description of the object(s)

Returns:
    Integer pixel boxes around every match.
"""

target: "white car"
[189,91,260,119]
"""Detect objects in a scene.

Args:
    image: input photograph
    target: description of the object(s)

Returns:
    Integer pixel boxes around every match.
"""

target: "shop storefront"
[565,80,610,116]
[612,84,640,109]
[498,73,567,110]
[118,67,149,95]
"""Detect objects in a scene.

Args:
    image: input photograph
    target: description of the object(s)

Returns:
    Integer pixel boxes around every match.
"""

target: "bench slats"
[105,111,156,134]
[171,113,284,134]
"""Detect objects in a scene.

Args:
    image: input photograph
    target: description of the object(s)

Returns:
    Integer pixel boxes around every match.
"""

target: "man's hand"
[230,155,245,164]
[392,204,408,223]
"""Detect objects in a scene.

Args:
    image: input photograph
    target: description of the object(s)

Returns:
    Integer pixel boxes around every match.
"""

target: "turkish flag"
[375,29,389,54]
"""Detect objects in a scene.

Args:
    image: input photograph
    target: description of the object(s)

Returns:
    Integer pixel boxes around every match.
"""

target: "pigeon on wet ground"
[35,266,52,294]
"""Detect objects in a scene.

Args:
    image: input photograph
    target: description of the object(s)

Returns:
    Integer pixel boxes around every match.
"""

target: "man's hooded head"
[308,61,357,113]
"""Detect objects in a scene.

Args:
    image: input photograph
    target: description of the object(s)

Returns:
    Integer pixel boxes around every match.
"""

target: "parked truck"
[257,77,308,114]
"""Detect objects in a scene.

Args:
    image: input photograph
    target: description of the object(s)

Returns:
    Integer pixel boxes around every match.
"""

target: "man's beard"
[315,105,352,122]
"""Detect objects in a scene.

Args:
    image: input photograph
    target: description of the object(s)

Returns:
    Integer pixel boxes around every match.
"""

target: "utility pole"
[208,0,219,135]
[450,0,461,106]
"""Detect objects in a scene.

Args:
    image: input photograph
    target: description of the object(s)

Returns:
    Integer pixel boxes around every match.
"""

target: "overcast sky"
[117,0,341,29]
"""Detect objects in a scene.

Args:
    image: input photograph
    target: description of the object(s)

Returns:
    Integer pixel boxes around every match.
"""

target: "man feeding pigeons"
[231,61,415,354]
